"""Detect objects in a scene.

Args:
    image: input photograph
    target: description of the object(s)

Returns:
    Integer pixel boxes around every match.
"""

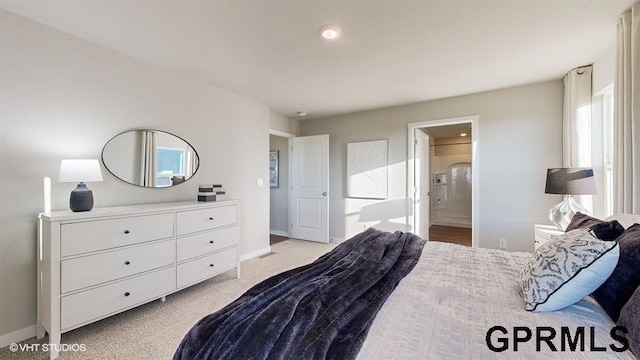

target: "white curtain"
[563,65,593,167]
[613,4,640,214]
[139,130,157,187]
[186,150,198,179]
[563,65,593,211]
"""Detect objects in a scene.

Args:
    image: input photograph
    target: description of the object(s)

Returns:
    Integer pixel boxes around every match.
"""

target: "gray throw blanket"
[173,228,426,360]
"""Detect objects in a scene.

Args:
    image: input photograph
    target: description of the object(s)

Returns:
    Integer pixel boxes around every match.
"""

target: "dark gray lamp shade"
[545,168,597,195]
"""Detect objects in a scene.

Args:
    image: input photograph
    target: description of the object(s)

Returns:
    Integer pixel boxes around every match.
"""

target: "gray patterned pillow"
[520,228,619,312]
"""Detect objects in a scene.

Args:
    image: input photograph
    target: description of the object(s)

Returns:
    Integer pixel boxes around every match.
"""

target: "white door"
[289,135,329,243]
[415,129,430,240]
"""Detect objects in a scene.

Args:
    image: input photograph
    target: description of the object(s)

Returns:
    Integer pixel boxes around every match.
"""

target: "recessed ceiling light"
[297,111,307,117]
[460,133,468,137]
[319,24,341,40]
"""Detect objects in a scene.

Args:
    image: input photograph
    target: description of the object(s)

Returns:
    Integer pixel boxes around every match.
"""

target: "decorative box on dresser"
[37,200,240,360]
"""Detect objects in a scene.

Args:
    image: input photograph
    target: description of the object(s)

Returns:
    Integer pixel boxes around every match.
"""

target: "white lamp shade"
[59,159,103,183]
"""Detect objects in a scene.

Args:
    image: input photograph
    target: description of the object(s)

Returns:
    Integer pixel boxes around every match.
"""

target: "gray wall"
[269,135,289,235]
[269,111,299,136]
[300,80,563,251]
[0,10,270,339]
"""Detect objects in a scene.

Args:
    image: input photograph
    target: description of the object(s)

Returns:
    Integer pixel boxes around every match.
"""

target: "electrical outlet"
[499,238,507,249]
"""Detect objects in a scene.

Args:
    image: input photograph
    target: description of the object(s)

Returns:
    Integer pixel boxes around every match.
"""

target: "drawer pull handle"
[209,240,215,244]
[124,261,130,265]
[124,230,130,234]
[209,264,215,267]
[209,217,214,221]
[124,292,130,297]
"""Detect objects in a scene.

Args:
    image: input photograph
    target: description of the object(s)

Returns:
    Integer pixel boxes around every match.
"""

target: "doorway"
[407,116,478,247]
[269,131,293,243]
[268,131,330,244]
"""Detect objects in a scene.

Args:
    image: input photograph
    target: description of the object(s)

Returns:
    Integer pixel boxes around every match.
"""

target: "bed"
[175,214,640,360]
[358,241,634,359]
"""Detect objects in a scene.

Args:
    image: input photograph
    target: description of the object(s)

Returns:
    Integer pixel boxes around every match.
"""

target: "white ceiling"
[1,1,634,119]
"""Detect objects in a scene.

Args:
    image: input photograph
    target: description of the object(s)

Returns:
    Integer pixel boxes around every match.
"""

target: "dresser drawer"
[177,226,239,262]
[177,246,237,288]
[61,267,175,331]
[61,240,175,293]
[61,213,174,256]
[176,205,237,236]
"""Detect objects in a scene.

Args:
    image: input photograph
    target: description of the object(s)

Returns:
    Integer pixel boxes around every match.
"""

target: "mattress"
[358,241,636,359]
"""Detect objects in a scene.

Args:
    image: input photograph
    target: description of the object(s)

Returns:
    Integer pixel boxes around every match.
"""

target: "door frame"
[414,129,430,240]
[407,115,479,247]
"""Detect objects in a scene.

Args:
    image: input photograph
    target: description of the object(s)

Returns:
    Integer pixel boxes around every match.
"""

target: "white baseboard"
[239,246,272,262]
[329,237,345,244]
[0,325,36,348]
[269,230,289,237]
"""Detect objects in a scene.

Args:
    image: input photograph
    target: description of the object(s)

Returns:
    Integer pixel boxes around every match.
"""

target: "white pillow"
[605,213,640,229]
[519,228,619,312]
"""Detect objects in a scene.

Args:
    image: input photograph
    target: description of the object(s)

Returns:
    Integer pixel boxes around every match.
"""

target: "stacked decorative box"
[198,184,227,202]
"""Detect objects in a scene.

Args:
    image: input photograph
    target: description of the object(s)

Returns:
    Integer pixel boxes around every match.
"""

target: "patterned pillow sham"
[565,212,625,240]
[592,223,640,321]
[617,285,640,358]
[520,228,619,312]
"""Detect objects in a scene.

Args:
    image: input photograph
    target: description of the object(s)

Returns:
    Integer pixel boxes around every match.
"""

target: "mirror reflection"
[102,129,199,188]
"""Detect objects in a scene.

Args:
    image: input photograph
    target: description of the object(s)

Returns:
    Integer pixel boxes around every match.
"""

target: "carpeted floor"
[0,239,336,360]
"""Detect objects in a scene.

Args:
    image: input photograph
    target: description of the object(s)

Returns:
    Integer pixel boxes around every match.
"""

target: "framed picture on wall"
[269,150,279,188]
[347,139,388,199]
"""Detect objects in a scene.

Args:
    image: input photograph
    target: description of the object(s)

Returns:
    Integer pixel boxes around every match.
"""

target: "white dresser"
[37,200,240,360]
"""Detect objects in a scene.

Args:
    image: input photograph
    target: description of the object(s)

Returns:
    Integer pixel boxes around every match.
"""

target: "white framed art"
[347,139,388,199]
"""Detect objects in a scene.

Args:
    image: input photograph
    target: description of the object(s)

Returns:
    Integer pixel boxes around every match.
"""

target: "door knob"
[322,192,327,196]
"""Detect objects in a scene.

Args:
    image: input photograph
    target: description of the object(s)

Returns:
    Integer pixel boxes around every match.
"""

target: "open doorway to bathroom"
[407,116,478,247]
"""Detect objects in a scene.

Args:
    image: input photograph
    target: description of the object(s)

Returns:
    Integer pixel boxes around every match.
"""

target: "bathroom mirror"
[102,129,199,188]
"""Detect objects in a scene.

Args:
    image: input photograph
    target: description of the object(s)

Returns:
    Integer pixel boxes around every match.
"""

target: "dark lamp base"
[70,183,94,212]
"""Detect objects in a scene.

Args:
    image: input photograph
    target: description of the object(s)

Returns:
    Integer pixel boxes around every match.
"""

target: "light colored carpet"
[1,239,336,359]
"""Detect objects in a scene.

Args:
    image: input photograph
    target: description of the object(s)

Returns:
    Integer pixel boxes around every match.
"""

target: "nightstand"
[534,224,564,250]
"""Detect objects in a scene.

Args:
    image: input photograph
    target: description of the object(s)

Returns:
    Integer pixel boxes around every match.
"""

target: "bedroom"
[1,1,639,359]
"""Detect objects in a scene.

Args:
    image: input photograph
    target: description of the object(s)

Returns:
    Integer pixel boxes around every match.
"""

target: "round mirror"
[102,129,199,187]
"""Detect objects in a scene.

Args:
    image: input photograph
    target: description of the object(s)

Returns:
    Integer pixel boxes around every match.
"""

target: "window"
[156,147,185,187]
[591,84,615,218]
[575,100,593,214]
[602,89,615,217]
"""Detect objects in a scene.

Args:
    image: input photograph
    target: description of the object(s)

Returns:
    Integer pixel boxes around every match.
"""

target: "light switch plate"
[256,178,264,187]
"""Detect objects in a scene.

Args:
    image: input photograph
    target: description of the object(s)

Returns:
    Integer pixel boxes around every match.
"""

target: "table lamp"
[59,159,103,212]
[545,167,596,230]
